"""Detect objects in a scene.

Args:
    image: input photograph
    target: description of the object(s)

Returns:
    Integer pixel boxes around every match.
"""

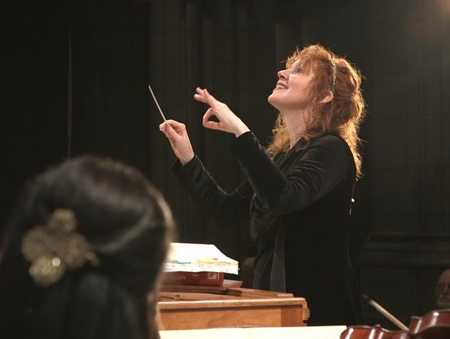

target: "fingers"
[202,108,214,126]
[194,87,216,106]
[159,122,175,140]
[203,108,225,131]
[203,120,222,131]
[159,126,171,139]
[195,88,220,128]
[160,119,184,131]
[159,120,186,139]
[193,87,206,103]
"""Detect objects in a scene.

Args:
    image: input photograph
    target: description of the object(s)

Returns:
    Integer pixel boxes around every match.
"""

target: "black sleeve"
[229,132,352,215]
[172,155,253,225]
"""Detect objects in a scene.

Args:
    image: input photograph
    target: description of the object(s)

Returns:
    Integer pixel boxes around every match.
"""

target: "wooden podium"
[158,284,309,330]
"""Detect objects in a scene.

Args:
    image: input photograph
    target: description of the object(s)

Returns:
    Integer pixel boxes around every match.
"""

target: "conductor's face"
[436,269,450,308]
[268,59,314,112]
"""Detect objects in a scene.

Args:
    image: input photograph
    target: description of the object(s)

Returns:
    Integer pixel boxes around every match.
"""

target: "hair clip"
[330,59,337,93]
[21,208,99,287]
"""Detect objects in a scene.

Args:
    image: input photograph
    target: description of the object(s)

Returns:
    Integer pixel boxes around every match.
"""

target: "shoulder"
[306,134,355,170]
[309,134,352,156]
[311,133,347,147]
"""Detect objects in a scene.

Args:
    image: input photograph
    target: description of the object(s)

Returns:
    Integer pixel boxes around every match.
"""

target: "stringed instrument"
[340,324,409,339]
[409,309,450,338]
[340,295,450,339]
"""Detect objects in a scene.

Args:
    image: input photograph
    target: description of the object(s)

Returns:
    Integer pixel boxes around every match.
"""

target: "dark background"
[2,0,450,328]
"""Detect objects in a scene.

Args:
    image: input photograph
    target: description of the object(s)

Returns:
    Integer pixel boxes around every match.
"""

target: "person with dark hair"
[159,44,365,325]
[0,156,173,339]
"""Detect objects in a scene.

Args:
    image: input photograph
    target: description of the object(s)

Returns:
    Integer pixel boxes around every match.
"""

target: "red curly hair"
[266,44,366,178]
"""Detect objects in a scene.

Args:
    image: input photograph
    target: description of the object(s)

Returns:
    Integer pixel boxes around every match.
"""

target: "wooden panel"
[158,287,309,330]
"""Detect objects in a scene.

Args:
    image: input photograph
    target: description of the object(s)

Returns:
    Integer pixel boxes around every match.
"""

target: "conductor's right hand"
[159,120,195,165]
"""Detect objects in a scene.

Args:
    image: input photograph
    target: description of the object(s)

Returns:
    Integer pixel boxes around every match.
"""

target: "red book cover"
[163,272,224,286]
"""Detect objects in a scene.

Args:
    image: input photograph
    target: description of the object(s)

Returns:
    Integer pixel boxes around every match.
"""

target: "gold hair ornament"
[21,208,99,287]
[330,59,337,94]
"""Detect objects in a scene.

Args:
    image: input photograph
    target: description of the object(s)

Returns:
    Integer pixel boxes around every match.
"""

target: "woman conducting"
[160,44,365,325]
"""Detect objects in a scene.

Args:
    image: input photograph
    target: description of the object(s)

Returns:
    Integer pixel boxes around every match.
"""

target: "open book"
[164,243,239,275]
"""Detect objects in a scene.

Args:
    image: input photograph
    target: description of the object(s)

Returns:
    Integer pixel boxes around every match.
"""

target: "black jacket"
[172,131,364,326]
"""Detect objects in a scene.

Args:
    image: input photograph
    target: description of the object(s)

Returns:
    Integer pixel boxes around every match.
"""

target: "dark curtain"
[2,1,69,235]
[146,0,276,262]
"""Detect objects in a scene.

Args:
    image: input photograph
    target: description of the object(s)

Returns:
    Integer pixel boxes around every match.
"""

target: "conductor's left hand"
[194,87,250,137]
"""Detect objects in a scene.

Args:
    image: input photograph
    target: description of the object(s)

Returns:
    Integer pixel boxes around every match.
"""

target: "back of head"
[0,156,173,339]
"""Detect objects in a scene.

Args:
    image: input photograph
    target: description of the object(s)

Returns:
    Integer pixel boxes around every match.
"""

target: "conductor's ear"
[319,91,333,104]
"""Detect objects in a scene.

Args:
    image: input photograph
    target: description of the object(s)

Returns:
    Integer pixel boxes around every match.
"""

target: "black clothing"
[172,131,363,326]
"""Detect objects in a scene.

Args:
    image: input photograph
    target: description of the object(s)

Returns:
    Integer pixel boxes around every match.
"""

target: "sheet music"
[164,243,239,275]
